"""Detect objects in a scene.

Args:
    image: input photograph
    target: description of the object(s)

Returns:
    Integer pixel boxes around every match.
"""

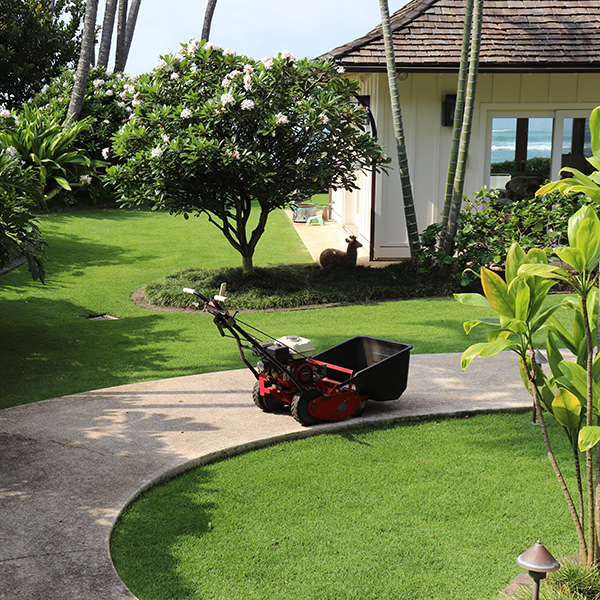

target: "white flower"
[117,101,125,108]
[105,89,114,96]
[223,47,236,56]
[280,50,296,61]
[41,84,49,94]
[79,174,92,185]
[6,146,17,157]
[243,74,253,91]
[243,64,254,74]
[221,93,235,106]
[261,56,274,69]
[162,133,170,143]
[102,147,110,159]
[204,41,220,51]
[275,113,288,125]
[93,78,105,87]
[132,98,142,107]
[154,59,168,70]
[319,113,329,125]
[170,72,179,80]
[187,38,200,53]
[103,119,110,124]
[241,99,254,110]
[231,150,240,159]
[0,109,10,119]
[336,66,346,74]
[151,147,163,159]
[180,108,192,119]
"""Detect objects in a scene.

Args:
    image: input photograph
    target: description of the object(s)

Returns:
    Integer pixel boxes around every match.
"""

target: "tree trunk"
[441,0,473,230]
[113,0,128,72]
[443,0,483,256]
[202,0,218,41]
[378,0,420,258]
[121,0,142,69]
[97,0,118,68]
[67,0,99,122]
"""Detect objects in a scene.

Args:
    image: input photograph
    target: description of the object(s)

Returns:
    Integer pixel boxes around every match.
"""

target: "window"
[487,110,593,201]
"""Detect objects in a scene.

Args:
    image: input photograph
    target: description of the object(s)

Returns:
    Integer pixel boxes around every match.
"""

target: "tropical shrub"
[0,149,45,281]
[419,187,589,286]
[106,41,389,274]
[28,66,135,204]
[0,104,101,203]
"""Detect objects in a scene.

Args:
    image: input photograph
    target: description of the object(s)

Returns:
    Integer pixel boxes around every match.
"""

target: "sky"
[102,0,410,75]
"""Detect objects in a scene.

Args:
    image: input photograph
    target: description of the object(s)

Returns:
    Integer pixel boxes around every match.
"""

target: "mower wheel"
[353,399,368,417]
[291,388,322,426]
[252,381,286,412]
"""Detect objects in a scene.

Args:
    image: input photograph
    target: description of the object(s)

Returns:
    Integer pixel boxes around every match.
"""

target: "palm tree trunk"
[97,0,118,68]
[113,0,128,71]
[122,0,142,67]
[378,0,420,258]
[441,0,473,230]
[443,0,483,256]
[202,0,218,41]
[67,0,99,122]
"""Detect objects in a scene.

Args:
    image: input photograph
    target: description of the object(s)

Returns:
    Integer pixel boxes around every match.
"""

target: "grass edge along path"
[111,412,577,600]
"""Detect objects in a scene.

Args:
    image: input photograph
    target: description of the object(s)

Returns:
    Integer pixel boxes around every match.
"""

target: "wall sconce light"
[442,94,457,127]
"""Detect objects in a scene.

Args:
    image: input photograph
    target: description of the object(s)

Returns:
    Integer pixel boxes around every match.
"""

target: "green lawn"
[111,412,577,600]
[0,206,497,409]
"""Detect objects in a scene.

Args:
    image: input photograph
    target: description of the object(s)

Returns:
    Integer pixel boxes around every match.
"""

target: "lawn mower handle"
[183,287,210,303]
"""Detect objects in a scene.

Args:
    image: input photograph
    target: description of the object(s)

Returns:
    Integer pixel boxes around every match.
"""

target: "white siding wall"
[337,71,600,260]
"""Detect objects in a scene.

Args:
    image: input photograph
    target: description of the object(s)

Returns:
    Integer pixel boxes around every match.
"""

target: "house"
[322,0,600,260]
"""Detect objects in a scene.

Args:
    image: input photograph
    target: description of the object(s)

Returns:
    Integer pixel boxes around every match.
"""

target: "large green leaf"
[454,293,492,310]
[481,268,514,317]
[567,205,600,268]
[552,388,582,431]
[579,426,600,452]
[460,338,515,370]
[517,263,568,281]
[555,247,585,274]
[505,242,526,283]
[511,277,531,321]
[589,105,600,158]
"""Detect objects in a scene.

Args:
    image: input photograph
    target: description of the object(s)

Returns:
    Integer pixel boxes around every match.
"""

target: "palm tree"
[202,0,218,41]
[443,0,483,256]
[97,0,118,68]
[378,0,420,258]
[67,0,99,121]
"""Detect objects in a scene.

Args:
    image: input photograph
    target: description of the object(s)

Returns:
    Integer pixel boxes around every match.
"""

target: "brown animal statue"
[319,235,363,267]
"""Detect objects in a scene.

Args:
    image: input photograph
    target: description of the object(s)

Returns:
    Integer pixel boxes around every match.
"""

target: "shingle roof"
[322,0,600,73]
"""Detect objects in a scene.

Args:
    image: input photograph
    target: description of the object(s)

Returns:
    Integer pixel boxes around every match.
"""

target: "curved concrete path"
[0,351,530,600]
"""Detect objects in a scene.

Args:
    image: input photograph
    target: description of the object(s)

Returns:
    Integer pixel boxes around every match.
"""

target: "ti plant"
[456,205,600,564]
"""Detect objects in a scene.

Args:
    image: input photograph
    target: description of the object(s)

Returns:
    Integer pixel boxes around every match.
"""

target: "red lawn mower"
[184,285,412,426]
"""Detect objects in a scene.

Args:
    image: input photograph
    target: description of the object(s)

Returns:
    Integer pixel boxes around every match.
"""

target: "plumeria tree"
[106,41,389,275]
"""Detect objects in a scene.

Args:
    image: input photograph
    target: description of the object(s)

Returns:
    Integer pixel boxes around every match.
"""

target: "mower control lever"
[182,287,210,303]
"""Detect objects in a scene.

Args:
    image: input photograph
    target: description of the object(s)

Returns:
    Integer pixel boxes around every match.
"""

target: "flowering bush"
[28,66,135,203]
[106,41,389,274]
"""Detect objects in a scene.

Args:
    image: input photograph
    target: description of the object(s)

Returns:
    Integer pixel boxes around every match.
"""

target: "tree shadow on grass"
[0,296,199,409]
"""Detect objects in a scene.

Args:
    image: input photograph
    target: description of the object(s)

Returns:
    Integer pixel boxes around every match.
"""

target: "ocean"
[491,117,553,163]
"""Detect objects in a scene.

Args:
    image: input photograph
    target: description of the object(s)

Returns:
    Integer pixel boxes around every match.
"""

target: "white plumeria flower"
[102,147,110,159]
[243,74,253,91]
[280,50,296,61]
[105,89,114,96]
[93,79,105,87]
[6,146,17,157]
[319,113,329,124]
[223,47,236,56]
[41,84,49,94]
[231,150,240,159]
[0,109,10,118]
[180,108,193,119]
[336,66,346,74]
[204,41,220,51]
[275,113,288,125]
[261,56,274,69]
[151,147,163,159]
[79,174,92,185]
[162,133,170,143]
[154,59,167,70]
[170,72,180,80]
[243,64,254,74]
[241,99,254,110]
[220,93,235,106]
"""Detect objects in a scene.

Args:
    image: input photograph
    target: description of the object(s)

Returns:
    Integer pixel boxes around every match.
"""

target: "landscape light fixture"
[516,540,560,600]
